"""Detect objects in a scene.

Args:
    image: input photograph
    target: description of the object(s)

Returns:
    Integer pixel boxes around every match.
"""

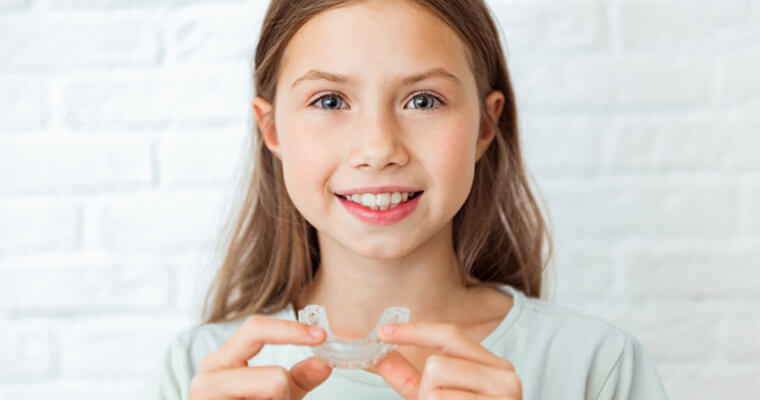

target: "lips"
[336,191,423,225]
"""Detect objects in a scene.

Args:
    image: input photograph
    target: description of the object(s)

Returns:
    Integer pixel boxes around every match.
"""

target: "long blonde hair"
[202,0,553,324]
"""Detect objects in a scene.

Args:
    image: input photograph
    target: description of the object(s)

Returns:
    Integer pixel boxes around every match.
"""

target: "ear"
[252,96,281,159]
[475,90,505,162]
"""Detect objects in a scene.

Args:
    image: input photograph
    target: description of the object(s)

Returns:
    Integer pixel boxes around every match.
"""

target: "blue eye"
[407,92,444,110]
[309,92,445,111]
[312,93,348,110]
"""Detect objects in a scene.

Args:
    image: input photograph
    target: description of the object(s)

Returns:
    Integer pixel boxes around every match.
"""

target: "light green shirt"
[140,284,669,399]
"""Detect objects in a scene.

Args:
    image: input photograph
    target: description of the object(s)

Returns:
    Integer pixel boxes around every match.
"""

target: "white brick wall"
[0,0,757,398]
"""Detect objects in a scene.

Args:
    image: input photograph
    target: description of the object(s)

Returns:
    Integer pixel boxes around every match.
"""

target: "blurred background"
[1,0,758,398]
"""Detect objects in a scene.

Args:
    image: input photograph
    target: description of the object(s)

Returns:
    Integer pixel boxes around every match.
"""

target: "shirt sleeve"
[593,334,670,400]
[138,333,195,400]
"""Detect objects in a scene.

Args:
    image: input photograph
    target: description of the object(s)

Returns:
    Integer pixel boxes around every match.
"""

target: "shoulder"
[515,295,634,368]
[519,295,632,342]
[495,291,667,398]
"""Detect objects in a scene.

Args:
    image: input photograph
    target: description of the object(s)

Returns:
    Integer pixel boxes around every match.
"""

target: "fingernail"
[381,324,396,336]
[308,327,324,339]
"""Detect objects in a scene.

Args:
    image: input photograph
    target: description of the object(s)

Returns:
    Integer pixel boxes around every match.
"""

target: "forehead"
[277,0,474,91]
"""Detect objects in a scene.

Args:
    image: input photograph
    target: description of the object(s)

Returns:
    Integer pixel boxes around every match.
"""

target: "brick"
[51,0,244,8]
[158,129,247,187]
[602,116,725,172]
[165,4,266,63]
[730,127,760,171]
[0,0,29,10]
[0,381,145,400]
[721,49,760,106]
[489,0,609,54]
[0,135,153,193]
[749,183,760,235]
[0,81,46,131]
[514,55,712,111]
[172,263,216,312]
[541,179,740,239]
[620,243,760,300]
[0,265,169,311]
[550,239,616,302]
[101,191,230,251]
[63,69,249,128]
[603,115,760,173]
[620,0,757,51]
[0,320,55,381]
[0,200,79,252]
[58,316,194,379]
[520,113,601,176]
[718,302,760,361]
[0,13,158,73]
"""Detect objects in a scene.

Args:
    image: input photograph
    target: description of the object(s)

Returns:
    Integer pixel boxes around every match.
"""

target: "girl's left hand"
[374,322,523,400]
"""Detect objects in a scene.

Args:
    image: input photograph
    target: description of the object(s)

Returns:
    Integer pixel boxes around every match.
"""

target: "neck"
[293,222,480,340]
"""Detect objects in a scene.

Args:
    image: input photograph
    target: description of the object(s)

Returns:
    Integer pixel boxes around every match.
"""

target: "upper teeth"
[343,192,416,210]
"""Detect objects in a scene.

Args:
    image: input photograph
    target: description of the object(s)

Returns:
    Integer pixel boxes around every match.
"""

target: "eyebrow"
[290,67,461,89]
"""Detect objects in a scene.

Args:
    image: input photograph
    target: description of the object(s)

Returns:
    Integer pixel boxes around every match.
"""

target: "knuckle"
[273,365,289,383]
[400,371,422,394]
[507,371,523,394]
[442,324,462,340]
[499,357,515,370]
[271,367,291,397]
[423,354,446,380]
[514,373,524,392]
[426,389,446,400]
[198,353,216,372]
[244,314,265,329]
[188,373,209,397]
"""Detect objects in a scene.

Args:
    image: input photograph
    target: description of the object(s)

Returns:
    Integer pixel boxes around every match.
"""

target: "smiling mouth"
[336,191,423,211]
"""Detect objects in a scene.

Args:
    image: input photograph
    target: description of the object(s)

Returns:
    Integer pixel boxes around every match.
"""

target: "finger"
[379,322,511,369]
[191,365,292,399]
[373,350,423,400]
[418,355,521,397]
[425,388,520,400]
[200,315,325,372]
[288,356,333,399]
[190,358,332,400]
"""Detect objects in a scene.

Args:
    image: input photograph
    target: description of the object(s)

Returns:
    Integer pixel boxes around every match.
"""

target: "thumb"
[289,356,333,399]
[373,351,421,400]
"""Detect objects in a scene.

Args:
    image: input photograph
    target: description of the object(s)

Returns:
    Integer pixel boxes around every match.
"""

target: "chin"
[344,236,420,260]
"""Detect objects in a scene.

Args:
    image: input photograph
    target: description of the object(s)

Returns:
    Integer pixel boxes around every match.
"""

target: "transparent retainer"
[297,305,410,369]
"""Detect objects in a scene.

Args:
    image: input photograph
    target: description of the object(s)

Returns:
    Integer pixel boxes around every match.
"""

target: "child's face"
[253,0,503,259]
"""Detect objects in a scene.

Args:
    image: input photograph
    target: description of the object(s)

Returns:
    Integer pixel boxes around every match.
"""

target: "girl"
[142,0,669,399]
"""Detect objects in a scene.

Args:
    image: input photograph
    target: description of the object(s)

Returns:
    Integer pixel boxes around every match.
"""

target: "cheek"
[279,126,336,209]
[425,122,478,200]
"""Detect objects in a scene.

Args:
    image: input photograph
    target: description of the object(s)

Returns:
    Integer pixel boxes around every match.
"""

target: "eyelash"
[309,91,445,112]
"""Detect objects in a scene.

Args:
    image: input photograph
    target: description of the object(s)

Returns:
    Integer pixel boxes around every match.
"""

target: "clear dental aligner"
[297,304,411,369]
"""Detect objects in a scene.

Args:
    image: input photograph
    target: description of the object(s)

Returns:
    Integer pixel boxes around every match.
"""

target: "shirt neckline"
[284,283,524,386]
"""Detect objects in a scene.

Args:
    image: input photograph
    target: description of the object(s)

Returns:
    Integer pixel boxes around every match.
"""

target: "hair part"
[202,0,554,324]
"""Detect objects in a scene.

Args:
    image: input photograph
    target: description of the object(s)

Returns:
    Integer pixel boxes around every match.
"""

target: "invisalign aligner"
[297,305,411,369]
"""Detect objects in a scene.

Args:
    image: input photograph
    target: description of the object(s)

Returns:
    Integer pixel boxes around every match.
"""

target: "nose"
[348,110,410,170]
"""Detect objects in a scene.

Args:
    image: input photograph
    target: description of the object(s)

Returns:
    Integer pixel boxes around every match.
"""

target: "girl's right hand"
[189,315,332,400]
